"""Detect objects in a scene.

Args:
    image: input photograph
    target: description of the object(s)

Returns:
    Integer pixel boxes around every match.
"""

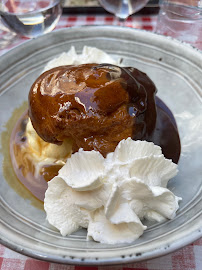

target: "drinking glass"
[98,0,150,20]
[0,16,17,49]
[155,0,202,50]
[0,0,62,38]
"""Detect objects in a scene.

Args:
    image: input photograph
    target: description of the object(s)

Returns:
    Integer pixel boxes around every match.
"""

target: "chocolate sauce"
[152,97,181,164]
[98,64,157,141]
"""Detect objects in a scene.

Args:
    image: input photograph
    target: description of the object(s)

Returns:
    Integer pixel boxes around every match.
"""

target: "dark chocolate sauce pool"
[152,97,181,165]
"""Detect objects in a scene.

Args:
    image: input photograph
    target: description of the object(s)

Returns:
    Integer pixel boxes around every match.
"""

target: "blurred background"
[62,0,160,14]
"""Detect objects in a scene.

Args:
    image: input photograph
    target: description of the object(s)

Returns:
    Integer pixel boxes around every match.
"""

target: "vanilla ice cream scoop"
[26,118,72,160]
[44,138,181,244]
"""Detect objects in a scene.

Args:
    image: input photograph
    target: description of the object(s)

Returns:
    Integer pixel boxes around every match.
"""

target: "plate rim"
[0,221,201,265]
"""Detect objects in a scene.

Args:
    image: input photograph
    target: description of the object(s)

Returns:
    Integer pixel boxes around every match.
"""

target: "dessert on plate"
[10,46,181,244]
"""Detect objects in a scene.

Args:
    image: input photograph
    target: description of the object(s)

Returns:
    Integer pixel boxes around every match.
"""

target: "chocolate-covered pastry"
[28,64,157,156]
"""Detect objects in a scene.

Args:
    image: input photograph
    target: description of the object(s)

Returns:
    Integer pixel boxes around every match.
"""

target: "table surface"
[0,14,201,270]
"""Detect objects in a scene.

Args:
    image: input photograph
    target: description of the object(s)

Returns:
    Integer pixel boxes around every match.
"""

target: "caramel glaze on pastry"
[28,64,157,157]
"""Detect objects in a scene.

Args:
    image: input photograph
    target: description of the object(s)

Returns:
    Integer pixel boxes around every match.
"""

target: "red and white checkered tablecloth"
[0,14,202,270]
[0,15,157,56]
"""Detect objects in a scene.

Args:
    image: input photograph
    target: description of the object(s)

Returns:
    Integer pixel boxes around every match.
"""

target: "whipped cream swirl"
[44,138,181,244]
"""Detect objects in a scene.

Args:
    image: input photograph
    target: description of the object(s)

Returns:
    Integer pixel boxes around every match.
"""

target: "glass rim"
[159,0,202,9]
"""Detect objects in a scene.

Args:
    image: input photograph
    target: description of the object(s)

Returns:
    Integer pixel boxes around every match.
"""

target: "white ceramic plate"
[0,26,202,265]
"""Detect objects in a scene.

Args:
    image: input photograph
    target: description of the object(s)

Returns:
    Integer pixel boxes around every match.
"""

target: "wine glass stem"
[118,17,126,26]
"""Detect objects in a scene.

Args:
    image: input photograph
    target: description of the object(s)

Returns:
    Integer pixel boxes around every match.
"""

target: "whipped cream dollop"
[44,138,181,244]
[43,46,119,72]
